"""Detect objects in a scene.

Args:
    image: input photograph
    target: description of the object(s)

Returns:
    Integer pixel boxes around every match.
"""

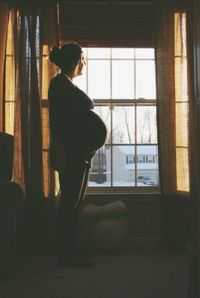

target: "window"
[174,12,190,192]
[74,48,159,190]
[5,15,15,135]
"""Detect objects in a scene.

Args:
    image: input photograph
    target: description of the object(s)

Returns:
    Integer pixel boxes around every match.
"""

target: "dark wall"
[15,193,195,256]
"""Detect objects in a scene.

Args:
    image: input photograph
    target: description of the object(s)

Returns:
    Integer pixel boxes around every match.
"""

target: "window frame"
[76,47,161,194]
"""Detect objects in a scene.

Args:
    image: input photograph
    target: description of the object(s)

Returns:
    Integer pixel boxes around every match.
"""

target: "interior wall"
[188,0,200,296]
[84,193,162,239]
[15,192,195,256]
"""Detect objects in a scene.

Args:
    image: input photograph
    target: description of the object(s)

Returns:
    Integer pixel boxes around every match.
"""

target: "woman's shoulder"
[49,74,75,95]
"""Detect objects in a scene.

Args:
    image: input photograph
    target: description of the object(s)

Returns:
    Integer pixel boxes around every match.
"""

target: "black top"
[48,73,107,166]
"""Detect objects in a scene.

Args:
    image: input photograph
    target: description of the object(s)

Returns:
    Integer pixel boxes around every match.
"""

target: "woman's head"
[49,42,85,77]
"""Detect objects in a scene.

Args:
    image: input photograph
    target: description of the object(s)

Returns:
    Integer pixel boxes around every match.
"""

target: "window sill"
[87,186,161,196]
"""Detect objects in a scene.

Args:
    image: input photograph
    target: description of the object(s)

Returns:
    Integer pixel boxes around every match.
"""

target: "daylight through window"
[74,48,159,190]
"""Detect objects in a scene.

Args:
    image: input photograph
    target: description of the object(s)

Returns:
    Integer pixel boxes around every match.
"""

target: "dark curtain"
[156,2,176,194]
[8,0,58,199]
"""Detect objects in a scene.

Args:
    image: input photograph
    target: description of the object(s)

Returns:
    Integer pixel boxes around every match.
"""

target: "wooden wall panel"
[59,0,155,47]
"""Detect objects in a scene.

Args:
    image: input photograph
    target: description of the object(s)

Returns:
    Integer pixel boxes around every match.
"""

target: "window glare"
[135,48,155,59]
[87,48,110,58]
[74,71,87,92]
[112,48,134,58]
[112,61,134,99]
[136,61,156,99]
[88,60,110,99]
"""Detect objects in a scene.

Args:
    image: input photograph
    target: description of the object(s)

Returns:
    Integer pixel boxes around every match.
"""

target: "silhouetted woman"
[48,42,107,268]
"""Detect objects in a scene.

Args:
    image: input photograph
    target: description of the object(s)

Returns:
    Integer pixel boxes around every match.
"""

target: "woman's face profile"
[74,52,86,77]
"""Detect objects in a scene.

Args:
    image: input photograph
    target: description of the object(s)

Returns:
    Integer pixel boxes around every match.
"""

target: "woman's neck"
[64,72,73,80]
[63,73,74,83]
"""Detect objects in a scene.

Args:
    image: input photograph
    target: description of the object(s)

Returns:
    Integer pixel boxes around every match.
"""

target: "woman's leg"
[73,161,91,210]
[57,161,86,259]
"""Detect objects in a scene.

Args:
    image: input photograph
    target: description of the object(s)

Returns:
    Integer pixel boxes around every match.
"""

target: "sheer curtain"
[156,1,193,196]
[5,0,59,199]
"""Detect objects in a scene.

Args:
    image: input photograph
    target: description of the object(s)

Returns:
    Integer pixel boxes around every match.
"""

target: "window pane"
[113,106,135,144]
[94,106,111,144]
[42,45,58,100]
[5,102,15,135]
[135,48,155,59]
[42,56,50,100]
[176,147,189,192]
[89,146,111,187]
[175,57,188,101]
[88,48,110,59]
[112,61,134,99]
[137,105,157,144]
[41,107,50,149]
[136,145,159,186]
[6,15,14,56]
[42,150,50,198]
[176,102,188,147]
[174,13,189,193]
[112,48,134,58]
[113,145,135,186]
[174,13,187,57]
[136,60,156,99]
[88,60,110,99]
[5,56,15,101]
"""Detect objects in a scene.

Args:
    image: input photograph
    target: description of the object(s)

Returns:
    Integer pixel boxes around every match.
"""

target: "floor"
[0,246,190,298]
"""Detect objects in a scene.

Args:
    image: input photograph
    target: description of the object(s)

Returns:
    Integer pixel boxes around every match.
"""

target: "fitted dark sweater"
[48,73,107,165]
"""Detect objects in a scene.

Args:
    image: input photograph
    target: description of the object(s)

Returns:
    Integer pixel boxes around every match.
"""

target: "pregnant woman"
[48,42,107,268]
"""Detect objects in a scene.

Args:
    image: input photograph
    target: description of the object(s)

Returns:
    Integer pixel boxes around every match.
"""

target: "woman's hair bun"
[49,42,82,71]
[49,46,60,65]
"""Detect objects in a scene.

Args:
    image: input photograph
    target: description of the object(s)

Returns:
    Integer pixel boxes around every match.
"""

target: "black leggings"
[56,160,91,258]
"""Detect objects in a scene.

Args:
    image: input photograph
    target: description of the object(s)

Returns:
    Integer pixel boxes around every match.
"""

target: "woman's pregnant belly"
[83,109,107,152]
[64,109,107,157]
